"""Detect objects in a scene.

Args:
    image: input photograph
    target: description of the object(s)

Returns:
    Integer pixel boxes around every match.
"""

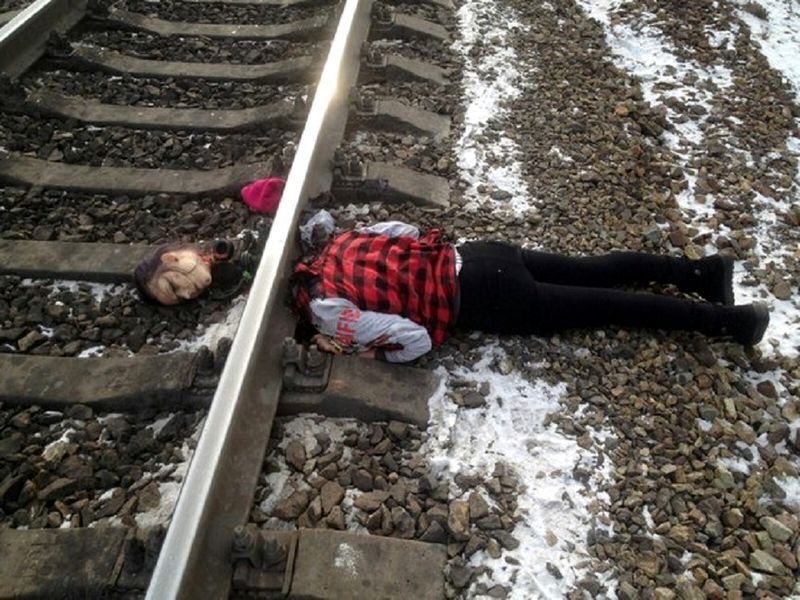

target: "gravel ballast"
[22,69,307,110]
[117,0,327,26]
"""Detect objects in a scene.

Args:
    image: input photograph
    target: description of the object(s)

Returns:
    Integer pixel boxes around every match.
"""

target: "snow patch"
[425,344,614,598]
[734,0,800,93]
[775,475,800,509]
[78,345,107,358]
[452,0,535,214]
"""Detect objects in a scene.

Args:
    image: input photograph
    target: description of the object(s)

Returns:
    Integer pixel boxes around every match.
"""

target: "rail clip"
[281,337,332,392]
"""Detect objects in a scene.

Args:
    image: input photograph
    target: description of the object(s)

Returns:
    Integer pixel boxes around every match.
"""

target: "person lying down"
[134,215,769,363]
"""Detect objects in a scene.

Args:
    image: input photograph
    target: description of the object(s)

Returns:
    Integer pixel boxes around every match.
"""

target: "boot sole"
[747,303,770,345]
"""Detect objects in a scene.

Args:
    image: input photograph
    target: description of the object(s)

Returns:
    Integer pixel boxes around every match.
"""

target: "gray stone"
[366,507,383,531]
[468,492,490,521]
[476,514,503,530]
[486,538,502,559]
[772,280,791,300]
[379,504,393,536]
[66,404,93,420]
[486,584,509,598]
[273,489,310,521]
[491,531,520,550]
[759,516,793,542]
[352,468,374,491]
[420,521,447,544]
[698,404,719,421]
[320,481,344,515]
[545,562,562,579]
[675,578,704,600]
[721,573,746,590]
[95,489,126,518]
[722,508,744,528]
[462,391,486,408]
[388,480,408,504]
[0,475,24,503]
[354,491,390,512]
[749,549,788,575]
[325,506,346,530]
[447,560,474,589]
[298,496,323,529]
[463,534,486,558]
[577,576,602,595]
[713,465,735,490]
[18,330,45,352]
[447,500,470,541]
[136,482,161,512]
[391,506,415,539]
[618,581,637,600]
[0,435,23,457]
[0,328,25,342]
[285,440,306,472]
[387,421,409,440]
[37,477,77,501]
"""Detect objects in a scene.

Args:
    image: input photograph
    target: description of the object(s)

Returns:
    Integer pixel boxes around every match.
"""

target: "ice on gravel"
[452,0,535,214]
[426,345,614,598]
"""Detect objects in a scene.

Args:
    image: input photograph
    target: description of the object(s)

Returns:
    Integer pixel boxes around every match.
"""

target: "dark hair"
[133,243,199,304]
[288,269,324,319]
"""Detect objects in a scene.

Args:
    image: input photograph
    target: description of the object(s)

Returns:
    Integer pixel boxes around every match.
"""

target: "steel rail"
[0,0,86,77]
[145,0,372,597]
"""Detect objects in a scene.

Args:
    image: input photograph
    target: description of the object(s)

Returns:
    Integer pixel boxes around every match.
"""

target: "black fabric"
[455,241,725,337]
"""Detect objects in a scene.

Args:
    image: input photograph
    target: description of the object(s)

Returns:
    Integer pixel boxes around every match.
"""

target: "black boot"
[684,255,734,305]
[716,303,770,345]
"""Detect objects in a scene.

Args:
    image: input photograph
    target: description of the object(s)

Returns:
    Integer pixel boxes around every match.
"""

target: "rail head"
[145,0,372,598]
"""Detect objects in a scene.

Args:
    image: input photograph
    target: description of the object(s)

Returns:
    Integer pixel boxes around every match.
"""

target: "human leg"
[454,241,760,342]
[519,249,734,305]
[528,281,766,344]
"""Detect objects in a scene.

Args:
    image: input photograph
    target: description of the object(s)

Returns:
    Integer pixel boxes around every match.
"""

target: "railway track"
[2,0,799,598]
[0,0,466,597]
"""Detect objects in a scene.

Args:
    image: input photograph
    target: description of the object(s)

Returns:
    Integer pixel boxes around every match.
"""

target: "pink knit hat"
[240,177,285,214]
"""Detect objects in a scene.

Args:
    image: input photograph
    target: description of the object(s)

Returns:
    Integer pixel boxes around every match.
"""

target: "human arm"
[309,298,432,363]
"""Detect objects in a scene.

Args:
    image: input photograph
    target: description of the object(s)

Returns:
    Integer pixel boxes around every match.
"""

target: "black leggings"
[455,241,723,337]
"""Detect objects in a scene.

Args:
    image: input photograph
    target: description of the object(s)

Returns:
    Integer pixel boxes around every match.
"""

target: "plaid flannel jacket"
[294,229,458,346]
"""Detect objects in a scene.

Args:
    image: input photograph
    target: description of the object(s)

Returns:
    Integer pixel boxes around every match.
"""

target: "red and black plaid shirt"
[294,229,458,346]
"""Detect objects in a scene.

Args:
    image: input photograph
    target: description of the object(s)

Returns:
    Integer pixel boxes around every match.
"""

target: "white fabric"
[361,221,420,239]
[309,297,432,363]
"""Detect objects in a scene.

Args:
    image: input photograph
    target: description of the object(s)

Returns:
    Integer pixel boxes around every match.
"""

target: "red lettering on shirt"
[335,308,361,346]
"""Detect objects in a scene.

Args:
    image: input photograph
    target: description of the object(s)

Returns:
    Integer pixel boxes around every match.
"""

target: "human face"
[147,249,213,305]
